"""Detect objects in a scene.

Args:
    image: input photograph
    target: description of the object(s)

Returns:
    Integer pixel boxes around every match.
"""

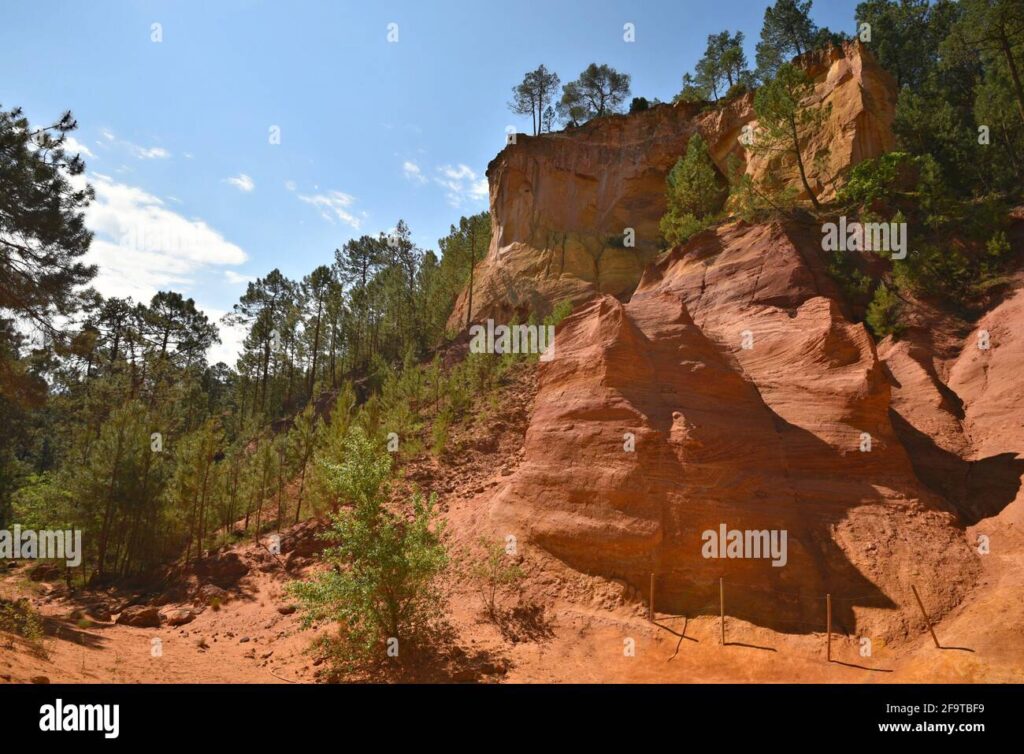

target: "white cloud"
[225,173,255,192]
[297,190,361,228]
[203,306,248,366]
[402,160,427,184]
[62,136,94,158]
[284,179,297,192]
[434,163,489,207]
[96,128,170,159]
[131,144,170,160]
[78,172,248,303]
[224,270,255,286]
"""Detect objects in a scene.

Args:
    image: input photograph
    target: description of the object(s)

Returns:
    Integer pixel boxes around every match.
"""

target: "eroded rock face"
[450,41,896,329]
[880,258,1024,528]
[488,221,978,638]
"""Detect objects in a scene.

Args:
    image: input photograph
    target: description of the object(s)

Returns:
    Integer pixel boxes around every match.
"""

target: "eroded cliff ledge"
[450,41,896,330]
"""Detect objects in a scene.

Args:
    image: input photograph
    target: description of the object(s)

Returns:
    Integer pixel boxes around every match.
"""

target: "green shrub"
[288,426,447,676]
[431,407,452,457]
[0,599,45,655]
[865,283,905,339]
[659,134,726,246]
[838,152,920,206]
[469,537,525,620]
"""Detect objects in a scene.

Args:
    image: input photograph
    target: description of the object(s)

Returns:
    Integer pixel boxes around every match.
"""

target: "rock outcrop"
[450,41,896,329]
[488,221,980,638]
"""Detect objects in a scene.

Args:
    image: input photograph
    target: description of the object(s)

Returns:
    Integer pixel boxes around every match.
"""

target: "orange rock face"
[488,221,979,638]
[450,41,896,329]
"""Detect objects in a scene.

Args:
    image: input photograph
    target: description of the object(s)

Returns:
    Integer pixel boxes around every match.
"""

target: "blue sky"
[0,0,861,363]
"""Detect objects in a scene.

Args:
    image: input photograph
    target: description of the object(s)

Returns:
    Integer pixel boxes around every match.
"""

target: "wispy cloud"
[97,128,170,160]
[402,160,427,184]
[130,144,170,160]
[297,189,361,228]
[225,173,255,192]
[434,164,488,207]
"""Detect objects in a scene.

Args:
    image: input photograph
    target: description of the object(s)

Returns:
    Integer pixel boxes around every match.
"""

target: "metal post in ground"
[911,584,941,648]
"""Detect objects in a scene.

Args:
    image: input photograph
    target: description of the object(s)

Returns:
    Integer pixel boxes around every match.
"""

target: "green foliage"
[696,31,752,101]
[288,425,447,675]
[659,134,726,246]
[469,538,525,619]
[726,154,798,222]
[430,406,452,457]
[752,63,831,210]
[558,64,631,124]
[629,96,651,113]
[855,0,950,90]
[676,73,711,104]
[825,247,873,306]
[0,106,95,332]
[509,64,561,136]
[865,283,905,338]
[985,231,1013,271]
[755,0,818,80]
[545,299,574,328]
[436,213,491,332]
[0,598,45,654]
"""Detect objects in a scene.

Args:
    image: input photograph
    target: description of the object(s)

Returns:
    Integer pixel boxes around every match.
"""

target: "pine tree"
[659,134,727,246]
[751,63,830,210]
[755,0,819,79]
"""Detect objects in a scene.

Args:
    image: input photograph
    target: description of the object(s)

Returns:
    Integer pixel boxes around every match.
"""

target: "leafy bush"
[838,152,920,206]
[0,599,45,655]
[288,426,448,676]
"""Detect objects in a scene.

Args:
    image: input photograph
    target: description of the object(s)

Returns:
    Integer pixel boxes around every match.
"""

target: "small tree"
[676,73,711,103]
[559,64,631,123]
[751,63,830,210]
[694,31,751,100]
[866,283,904,338]
[288,403,320,523]
[659,134,727,246]
[469,537,525,620]
[288,426,448,675]
[629,96,651,113]
[508,65,561,136]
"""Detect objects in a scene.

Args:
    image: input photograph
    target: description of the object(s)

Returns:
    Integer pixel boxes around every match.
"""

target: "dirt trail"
[3,533,1021,684]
